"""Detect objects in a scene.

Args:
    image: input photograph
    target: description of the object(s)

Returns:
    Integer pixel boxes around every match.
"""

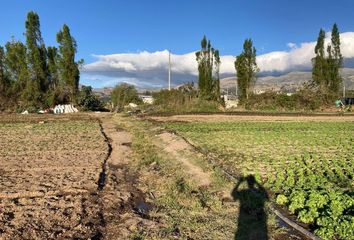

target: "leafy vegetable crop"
[165,121,354,239]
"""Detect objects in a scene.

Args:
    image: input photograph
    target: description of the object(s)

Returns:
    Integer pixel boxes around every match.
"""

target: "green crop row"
[164,121,354,239]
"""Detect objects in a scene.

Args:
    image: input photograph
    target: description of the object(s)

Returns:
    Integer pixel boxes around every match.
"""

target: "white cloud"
[86,50,197,75]
[257,42,316,72]
[287,42,297,49]
[82,32,354,88]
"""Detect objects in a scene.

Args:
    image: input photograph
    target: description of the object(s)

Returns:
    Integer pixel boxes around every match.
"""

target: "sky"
[1,0,354,88]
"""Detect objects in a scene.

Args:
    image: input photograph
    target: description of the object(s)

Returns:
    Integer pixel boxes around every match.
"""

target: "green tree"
[213,50,221,100]
[312,29,326,91]
[111,83,142,111]
[24,11,48,106]
[195,35,221,101]
[235,39,259,101]
[5,39,29,101]
[328,23,342,93]
[56,24,81,103]
[77,86,103,111]
[44,46,63,106]
[0,11,83,110]
[47,46,59,90]
[0,46,10,102]
[312,24,342,95]
[331,24,342,61]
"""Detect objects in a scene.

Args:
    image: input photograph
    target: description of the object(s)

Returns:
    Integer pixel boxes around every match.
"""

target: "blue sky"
[1,0,354,88]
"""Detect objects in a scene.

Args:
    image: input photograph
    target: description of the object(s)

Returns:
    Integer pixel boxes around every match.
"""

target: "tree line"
[1,13,343,112]
[0,11,82,111]
[125,25,344,113]
[196,24,343,104]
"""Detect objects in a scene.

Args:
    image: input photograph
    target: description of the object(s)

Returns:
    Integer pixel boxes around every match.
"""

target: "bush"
[245,86,328,111]
[111,83,142,111]
[153,89,186,107]
[77,86,104,111]
[151,83,221,113]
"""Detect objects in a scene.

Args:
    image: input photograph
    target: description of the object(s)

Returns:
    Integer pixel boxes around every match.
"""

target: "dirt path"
[158,132,212,187]
[96,117,156,239]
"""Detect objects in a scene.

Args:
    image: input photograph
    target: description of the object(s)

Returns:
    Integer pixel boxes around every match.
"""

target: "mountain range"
[220,68,354,94]
[92,68,354,96]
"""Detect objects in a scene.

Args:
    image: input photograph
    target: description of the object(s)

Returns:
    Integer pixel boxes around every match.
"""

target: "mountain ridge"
[220,68,354,93]
[91,68,354,95]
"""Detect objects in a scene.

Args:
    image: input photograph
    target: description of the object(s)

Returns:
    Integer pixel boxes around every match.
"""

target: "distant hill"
[221,68,354,93]
[93,87,113,97]
[90,68,354,95]
[92,86,157,100]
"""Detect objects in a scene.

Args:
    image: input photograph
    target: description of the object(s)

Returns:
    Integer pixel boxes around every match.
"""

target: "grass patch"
[111,114,285,239]
[111,114,238,239]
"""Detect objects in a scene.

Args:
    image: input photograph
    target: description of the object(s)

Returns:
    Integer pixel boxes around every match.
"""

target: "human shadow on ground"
[232,175,269,240]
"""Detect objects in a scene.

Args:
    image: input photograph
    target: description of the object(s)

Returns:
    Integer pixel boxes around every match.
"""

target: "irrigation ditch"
[97,122,113,191]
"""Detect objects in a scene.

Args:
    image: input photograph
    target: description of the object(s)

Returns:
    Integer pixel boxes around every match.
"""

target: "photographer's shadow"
[232,175,269,240]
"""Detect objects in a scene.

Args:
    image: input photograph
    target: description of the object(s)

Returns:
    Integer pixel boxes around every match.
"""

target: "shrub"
[111,83,142,111]
[152,82,221,113]
[77,86,103,111]
[245,86,329,111]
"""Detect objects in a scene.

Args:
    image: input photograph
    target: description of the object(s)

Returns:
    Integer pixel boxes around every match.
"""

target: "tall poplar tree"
[312,29,326,90]
[235,39,258,101]
[47,46,59,90]
[328,23,342,93]
[312,24,342,95]
[24,11,48,105]
[57,24,81,102]
[212,50,221,100]
[195,35,221,101]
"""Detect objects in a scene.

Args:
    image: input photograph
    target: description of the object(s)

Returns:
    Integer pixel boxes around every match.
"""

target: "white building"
[222,95,239,109]
[139,95,154,104]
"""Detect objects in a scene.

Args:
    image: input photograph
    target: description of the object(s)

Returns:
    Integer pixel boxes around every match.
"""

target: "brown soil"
[0,119,105,239]
[0,114,155,240]
[150,114,354,123]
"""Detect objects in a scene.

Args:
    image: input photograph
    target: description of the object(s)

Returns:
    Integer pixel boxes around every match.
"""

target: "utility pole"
[343,84,346,98]
[235,80,238,97]
[168,50,171,91]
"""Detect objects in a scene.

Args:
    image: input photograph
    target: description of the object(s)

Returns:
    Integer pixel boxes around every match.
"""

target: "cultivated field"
[0,116,108,239]
[1,113,352,239]
[163,116,354,240]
